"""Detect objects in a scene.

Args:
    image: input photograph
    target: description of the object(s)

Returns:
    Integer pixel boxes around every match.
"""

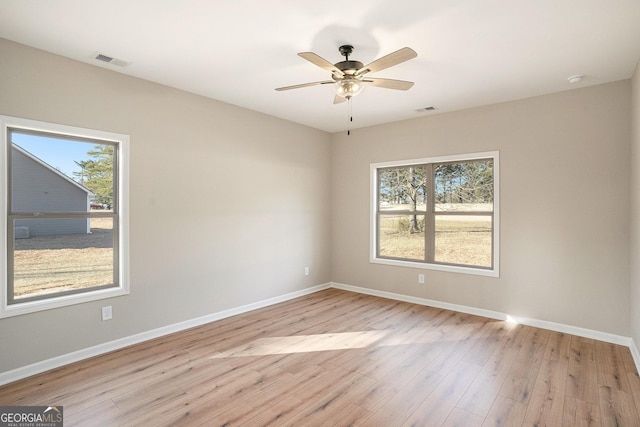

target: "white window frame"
[370,151,499,277]
[0,115,130,318]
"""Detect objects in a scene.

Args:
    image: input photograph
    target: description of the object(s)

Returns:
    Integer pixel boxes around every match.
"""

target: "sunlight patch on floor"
[211,330,388,358]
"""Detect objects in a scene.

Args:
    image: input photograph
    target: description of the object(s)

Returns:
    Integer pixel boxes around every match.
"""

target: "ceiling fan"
[276,44,417,104]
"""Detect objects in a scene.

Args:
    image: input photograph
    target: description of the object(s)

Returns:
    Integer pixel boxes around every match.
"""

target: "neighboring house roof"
[12,144,94,196]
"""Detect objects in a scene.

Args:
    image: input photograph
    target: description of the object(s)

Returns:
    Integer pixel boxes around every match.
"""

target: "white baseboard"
[331,282,634,348]
[631,339,640,372]
[0,283,331,387]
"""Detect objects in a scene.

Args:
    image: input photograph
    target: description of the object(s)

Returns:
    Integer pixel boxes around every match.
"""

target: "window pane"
[12,217,114,300]
[434,160,493,212]
[434,215,492,267]
[378,166,427,212]
[378,214,425,261]
[11,131,115,212]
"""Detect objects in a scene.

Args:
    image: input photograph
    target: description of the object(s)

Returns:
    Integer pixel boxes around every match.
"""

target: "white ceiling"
[1,0,639,133]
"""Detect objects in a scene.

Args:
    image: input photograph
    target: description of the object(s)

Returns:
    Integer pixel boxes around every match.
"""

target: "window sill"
[0,285,129,318]
[370,256,499,278]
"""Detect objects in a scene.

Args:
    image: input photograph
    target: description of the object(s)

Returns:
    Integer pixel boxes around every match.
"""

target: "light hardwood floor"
[1,288,639,426]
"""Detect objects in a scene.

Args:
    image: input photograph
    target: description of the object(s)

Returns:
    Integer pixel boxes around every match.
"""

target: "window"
[1,116,129,317]
[371,151,499,276]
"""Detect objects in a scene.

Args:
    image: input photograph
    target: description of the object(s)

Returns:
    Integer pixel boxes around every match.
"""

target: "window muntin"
[372,152,498,276]
[1,116,129,317]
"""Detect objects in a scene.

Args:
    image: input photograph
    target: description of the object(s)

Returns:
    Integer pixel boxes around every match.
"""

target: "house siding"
[11,147,90,235]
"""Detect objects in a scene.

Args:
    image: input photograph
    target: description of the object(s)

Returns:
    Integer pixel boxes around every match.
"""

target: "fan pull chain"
[347,97,353,136]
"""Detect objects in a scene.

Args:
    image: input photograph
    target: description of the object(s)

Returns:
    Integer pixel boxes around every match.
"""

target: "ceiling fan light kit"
[335,75,365,99]
[276,44,417,134]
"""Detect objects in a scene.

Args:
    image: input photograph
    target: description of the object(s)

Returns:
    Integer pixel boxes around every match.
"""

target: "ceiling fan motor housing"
[333,60,364,79]
[333,44,363,77]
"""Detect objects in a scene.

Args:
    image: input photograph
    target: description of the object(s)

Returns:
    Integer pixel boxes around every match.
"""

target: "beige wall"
[631,60,640,348]
[0,39,332,372]
[331,81,631,336]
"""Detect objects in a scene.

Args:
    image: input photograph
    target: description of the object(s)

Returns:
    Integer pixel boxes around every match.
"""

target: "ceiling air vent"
[95,53,113,63]
[416,106,437,113]
[94,53,130,67]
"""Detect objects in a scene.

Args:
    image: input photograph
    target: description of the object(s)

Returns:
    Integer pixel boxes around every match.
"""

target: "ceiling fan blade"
[333,94,347,104]
[298,52,345,78]
[355,47,417,76]
[364,78,415,90]
[275,80,334,91]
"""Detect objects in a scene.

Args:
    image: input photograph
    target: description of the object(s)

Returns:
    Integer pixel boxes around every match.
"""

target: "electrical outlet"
[418,274,425,284]
[101,305,112,321]
[304,267,310,276]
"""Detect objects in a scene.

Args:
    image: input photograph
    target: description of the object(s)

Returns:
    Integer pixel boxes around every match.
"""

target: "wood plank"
[401,361,482,427]
[598,385,640,426]
[521,361,567,426]
[456,344,520,416]
[442,408,484,427]
[357,363,447,426]
[326,403,374,427]
[457,318,529,418]
[618,344,638,374]
[482,395,528,426]
[567,336,599,404]
[627,370,640,415]
[1,288,640,426]
[462,319,514,366]
[498,327,550,403]
[594,340,632,393]
[283,372,373,425]
[63,399,122,427]
[544,331,572,362]
[563,396,601,427]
